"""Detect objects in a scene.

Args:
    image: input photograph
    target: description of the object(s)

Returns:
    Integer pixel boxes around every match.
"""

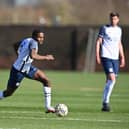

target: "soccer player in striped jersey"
[96,12,125,111]
[0,29,55,113]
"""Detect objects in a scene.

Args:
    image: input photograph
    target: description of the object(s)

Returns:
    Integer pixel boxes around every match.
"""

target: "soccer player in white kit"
[96,12,125,111]
[0,29,55,113]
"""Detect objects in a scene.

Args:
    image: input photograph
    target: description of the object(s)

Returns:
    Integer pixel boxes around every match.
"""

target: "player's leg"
[0,67,24,99]
[104,60,119,108]
[34,69,55,112]
[26,66,55,113]
[3,86,18,98]
[101,58,117,111]
[102,73,116,111]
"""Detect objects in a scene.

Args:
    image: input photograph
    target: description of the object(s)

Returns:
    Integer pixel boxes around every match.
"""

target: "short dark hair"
[110,12,119,18]
[32,29,43,39]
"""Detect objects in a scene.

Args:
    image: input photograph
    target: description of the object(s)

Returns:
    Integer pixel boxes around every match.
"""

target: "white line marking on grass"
[0,110,44,114]
[0,116,129,123]
[1,110,129,116]
[0,110,129,123]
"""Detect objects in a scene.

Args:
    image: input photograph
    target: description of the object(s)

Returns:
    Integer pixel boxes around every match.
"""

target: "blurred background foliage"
[0,0,129,25]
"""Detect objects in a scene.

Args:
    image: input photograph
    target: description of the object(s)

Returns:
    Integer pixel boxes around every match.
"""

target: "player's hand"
[45,55,55,60]
[96,56,101,64]
[120,58,125,68]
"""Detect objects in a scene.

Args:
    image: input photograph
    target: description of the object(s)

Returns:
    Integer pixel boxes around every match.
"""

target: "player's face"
[110,16,119,26]
[37,32,44,44]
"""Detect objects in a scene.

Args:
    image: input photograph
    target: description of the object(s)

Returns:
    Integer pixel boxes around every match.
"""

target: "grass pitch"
[0,70,129,129]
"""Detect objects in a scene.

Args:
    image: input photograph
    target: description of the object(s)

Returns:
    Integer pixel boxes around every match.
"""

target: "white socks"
[103,80,116,104]
[0,91,4,99]
[44,86,51,109]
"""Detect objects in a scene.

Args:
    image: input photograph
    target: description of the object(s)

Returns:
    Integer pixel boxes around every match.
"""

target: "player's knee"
[110,76,116,81]
[108,73,116,81]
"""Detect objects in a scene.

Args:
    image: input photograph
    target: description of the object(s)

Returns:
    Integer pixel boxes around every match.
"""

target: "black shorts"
[7,66,38,87]
[101,57,119,76]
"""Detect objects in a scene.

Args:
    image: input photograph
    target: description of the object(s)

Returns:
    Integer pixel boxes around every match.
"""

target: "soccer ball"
[55,104,68,117]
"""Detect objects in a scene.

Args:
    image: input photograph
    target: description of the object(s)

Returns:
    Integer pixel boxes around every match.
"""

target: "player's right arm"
[96,26,104,64]
[96,37,102,64]
[30,48,54,61]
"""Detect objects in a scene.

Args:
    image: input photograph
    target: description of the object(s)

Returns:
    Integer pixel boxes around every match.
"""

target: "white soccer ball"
[55,104,68,117]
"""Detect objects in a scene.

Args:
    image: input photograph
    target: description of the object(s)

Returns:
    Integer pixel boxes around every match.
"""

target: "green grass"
[0,70,129,129]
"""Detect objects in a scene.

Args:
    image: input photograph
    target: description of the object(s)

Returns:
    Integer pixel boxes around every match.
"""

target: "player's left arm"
[119,41,125,68]
[30,48,54,61]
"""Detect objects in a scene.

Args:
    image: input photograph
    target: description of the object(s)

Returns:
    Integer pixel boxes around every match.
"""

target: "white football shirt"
[13,38,38,73]
[98,25,122,60]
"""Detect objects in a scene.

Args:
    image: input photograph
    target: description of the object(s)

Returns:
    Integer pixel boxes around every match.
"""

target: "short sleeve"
[98,26,105,38]
[30,39,38,50]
